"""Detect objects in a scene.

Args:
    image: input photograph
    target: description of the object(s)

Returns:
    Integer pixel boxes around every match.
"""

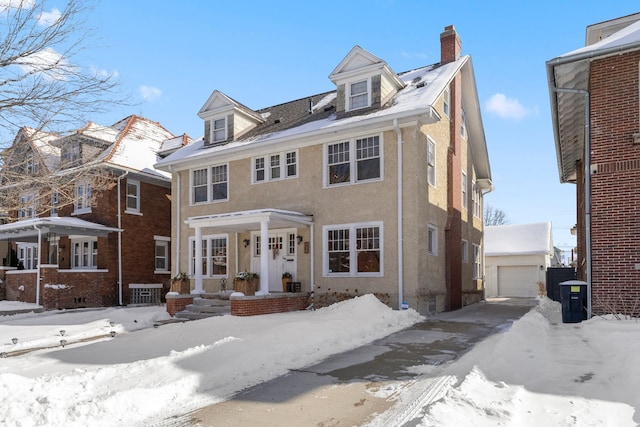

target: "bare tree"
[0,0,127,218]
[484,204,509,226]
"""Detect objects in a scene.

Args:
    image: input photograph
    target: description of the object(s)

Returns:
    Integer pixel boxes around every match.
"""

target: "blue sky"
[64,1,640,258]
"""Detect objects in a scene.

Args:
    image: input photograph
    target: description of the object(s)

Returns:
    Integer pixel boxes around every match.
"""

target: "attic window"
[349,80,369,110]
[212,118,226,143]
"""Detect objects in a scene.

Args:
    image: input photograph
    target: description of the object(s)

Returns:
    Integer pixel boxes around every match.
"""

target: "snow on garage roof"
[485,222,553,256]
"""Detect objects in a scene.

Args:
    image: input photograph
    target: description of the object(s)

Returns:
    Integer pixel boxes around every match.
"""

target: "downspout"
[551,86,592,318]
[117,171,129,306]
[34,224,41,305]
[393,118,404,310]
[174,169,181,275]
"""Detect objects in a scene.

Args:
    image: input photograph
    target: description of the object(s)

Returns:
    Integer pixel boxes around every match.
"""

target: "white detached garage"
[484,222,554,298]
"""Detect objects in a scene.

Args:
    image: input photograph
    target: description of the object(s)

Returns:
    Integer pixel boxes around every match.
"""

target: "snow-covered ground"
[0,296,637,426]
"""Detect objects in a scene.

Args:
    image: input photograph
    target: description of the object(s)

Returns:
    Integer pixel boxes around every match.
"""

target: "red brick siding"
[587,51,640,314]
[231,294,310,316]
[166,294,194,317]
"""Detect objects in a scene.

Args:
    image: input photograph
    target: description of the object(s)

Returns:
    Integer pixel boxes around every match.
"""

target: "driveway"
[180,298,536,427]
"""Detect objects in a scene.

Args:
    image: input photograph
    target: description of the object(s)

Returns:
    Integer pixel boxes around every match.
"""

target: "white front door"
[252,230,297,292]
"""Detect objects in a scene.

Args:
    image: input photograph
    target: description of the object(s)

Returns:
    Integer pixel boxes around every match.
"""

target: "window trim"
[347,78,371,111]
[73,179,92,214]
[154,236,170,274]
[211,117,227,143]
[252,149,299,184]
[462,171,468,210]
[443,86,450,117]
[188,234,229,278]
[190,164,229,205]
[70,236,98,269]
[324,135,383,187]
[462,239,469,263]
[427,224,438,256]
[323,221,383,277]
[427,137,437,187]
[125,179,141,214]
[472,244,482,279]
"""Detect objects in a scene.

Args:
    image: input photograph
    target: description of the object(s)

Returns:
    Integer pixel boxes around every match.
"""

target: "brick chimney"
[440,25,461,64]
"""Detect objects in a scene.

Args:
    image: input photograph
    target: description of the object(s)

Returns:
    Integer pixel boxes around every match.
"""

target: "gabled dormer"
[329,46,405,115]
[198,90,264,147]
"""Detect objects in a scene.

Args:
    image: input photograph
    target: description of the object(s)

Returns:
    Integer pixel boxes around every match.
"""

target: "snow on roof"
[22,127,60,171]
[484,222,553,256]
[561,18,640,59]
[156,56,466,169]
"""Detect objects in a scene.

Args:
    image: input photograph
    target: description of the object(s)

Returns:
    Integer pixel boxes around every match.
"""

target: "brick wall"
[587,51,640,315]
[230,293,310,316]
[166,293,194,317]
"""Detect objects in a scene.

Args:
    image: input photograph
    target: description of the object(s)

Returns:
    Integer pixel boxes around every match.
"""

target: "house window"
[324,222,382,276]
[191,165,228,204]
[462,240,469,263]
[126,179,140,213]
[427,224,438,256]
[17,243,38,269]
[154,237,169,272]
[473,244,481,279]
[349,80,369,110]
[74,179,92,213]
[427,138,436,187]
[18,192,37,219]
[472,181,481,218]
[462,171,468,209]
[443,86,450,117]
[461,108,467,138]
[50,191,58,216]
[190,235,228,277]
[48,237,59,265]
[71,237,98,269]
[62,141,80,167]
[253,150,298,183]
[25,155,37,174]
[212,118,226,143]
[326,136,381,186]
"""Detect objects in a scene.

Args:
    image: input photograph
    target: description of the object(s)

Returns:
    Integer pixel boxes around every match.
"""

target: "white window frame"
[472,244,481,279]
[71,237,98,269]
[190,164,229,204]
[461,107,467,138]
[323,221,383,277]
[154,236,170,273]
[74,179,92,214]
[18,191,37,219]
[189,234,229,278]
[324,135,383,187]
[252,150,299,183]
[427,137,436,187]
[462,239,469,263]
[462,171,468,210]
[443,86,450,117]
[427,224,438,256]
[17,243,38,270]
[50,191,59,217]
[211,117,227,143]
[125,179,141,214]
[472,181,481,218]
[347,78,370,111]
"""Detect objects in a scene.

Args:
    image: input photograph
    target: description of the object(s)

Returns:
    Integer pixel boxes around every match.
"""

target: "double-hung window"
[18,192,37,219]
[154,236,170,273]
[443,86,450,117]
[472,244,481,279]
[462,171,468,209]
[254,150,298,183]
[324,222,382,277]
[71,237,98,269]
[212,118,226,143]
[326,135,381,186]
[190,235,228,277]
[427,138,436,187]
[74,179,92,213]
[427,224,438,256]
[462,240,469,263]
[349,80,369,110]
[191,164,228,204]
[472,181,481,218]
[126,179,140,213]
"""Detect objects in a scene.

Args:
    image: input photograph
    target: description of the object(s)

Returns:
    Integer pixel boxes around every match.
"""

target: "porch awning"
[185,208,313,232]
[0,217,122,241]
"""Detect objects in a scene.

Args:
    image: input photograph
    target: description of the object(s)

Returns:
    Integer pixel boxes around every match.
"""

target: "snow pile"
[0,295,421,427]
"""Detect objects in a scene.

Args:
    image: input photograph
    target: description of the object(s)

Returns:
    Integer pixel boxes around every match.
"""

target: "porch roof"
[0,217,122,241]
[185,209,313,232]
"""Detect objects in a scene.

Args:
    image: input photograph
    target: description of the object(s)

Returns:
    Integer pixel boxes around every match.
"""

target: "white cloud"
[37,8,61,26]
[139,85,162,101]
[485,93,531,120]
[90,65,119,79]
[15,47,71,80]
[0,0,35,11]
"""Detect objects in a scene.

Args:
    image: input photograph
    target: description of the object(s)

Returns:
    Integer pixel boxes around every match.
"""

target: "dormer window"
[349,80,369,110]
[212,118,226,143]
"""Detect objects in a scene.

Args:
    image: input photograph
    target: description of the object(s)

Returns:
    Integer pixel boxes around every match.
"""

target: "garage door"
[497,266,539,297]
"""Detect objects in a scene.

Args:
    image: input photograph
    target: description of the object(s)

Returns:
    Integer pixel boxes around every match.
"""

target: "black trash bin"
[559,280,588,323]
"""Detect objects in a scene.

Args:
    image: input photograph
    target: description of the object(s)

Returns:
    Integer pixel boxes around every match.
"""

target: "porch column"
[193,226,204,294]
[260,220,269,294]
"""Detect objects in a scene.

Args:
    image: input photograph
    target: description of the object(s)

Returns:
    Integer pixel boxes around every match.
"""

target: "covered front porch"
[184,209,314,296]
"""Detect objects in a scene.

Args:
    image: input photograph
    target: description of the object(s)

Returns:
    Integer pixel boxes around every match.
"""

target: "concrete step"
[200,292,233,301]
[185,304,230,314]
[192,298,230,307]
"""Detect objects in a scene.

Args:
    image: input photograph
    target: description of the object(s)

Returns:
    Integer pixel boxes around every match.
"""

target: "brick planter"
[166,293,195,317]
[230,292,310,316]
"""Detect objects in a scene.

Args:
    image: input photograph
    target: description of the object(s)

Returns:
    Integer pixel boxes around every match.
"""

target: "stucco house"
[547,13,640,316]
[484,222,554,298]
[156,25,493,315]
[0,115,190,309]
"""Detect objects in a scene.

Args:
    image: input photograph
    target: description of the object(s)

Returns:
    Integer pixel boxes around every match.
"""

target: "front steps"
[174,292,231,320]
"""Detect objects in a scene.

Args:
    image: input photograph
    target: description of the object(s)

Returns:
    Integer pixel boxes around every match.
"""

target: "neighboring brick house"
[547,13,640,316]
[156,26,493,314]
[0,115,190,309]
